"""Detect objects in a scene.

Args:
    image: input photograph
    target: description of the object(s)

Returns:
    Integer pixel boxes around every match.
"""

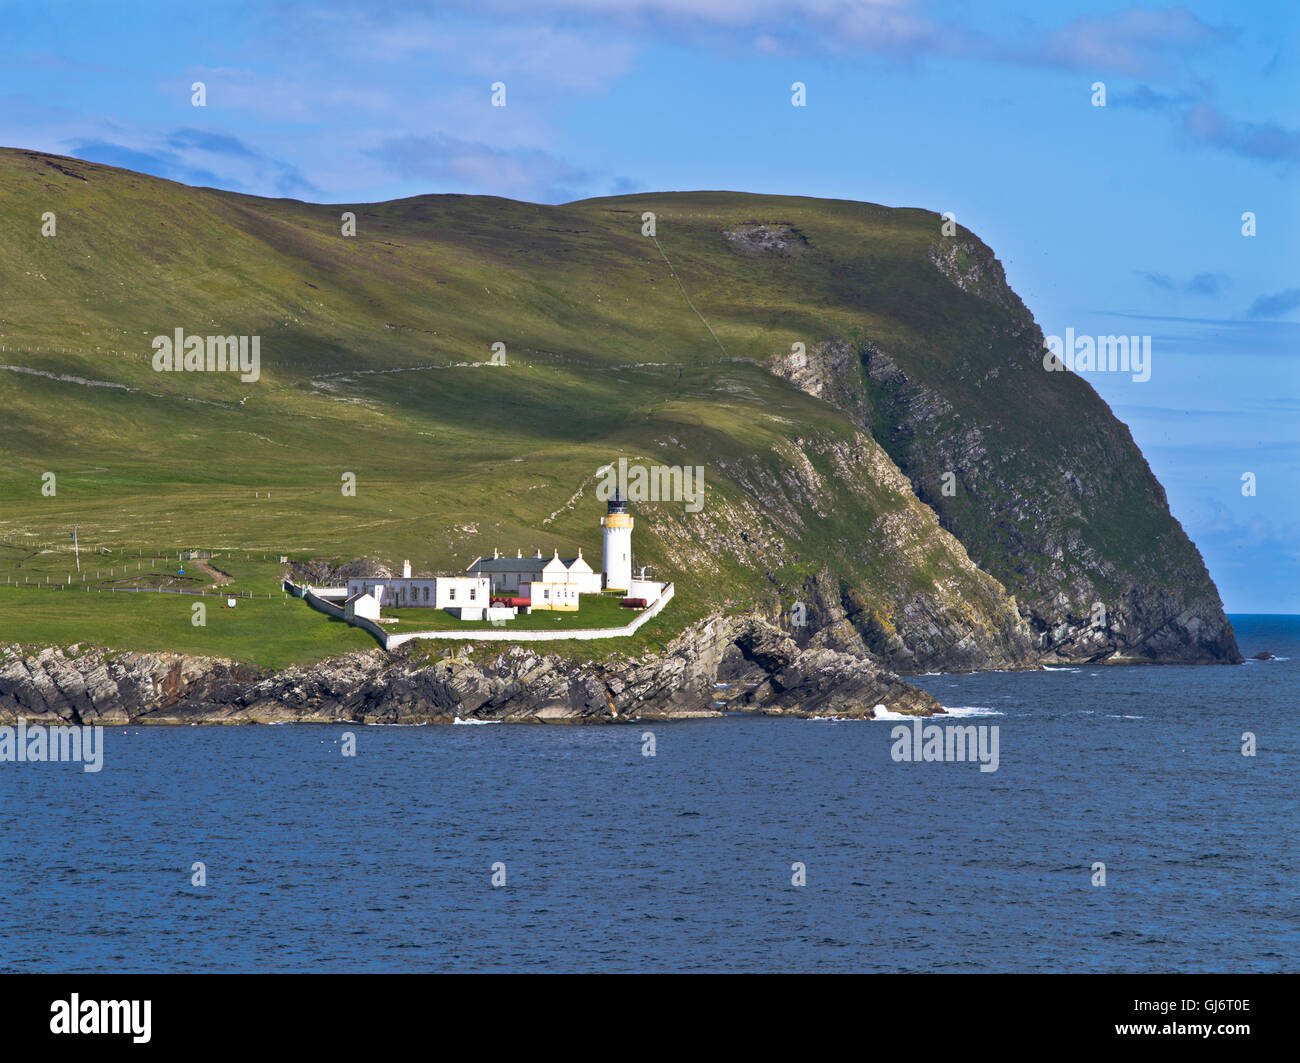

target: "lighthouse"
[601,491,634,591]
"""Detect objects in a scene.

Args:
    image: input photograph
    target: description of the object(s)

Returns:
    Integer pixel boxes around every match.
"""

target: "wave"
[452,718,500,725]
[870,705,911,721]
[940,705,1004,717]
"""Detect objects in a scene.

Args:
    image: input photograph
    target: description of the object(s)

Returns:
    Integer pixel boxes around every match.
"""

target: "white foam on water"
[939,705,1003,717]
[1042,666,1080,672]
[1105,714,1144,720]
[870,704,911,721]
[452,718,499,725]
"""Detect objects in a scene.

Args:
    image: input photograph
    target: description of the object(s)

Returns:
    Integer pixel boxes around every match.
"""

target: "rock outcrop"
[0,615,942,725]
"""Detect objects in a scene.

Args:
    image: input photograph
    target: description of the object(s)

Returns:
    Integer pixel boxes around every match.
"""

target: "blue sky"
[3,0,1296,611]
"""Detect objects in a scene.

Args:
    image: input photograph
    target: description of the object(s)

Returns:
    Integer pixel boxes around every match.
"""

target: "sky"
[2,0,1296,612]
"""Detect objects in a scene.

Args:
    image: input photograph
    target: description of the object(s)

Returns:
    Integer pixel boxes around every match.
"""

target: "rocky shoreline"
[0,613,944,725]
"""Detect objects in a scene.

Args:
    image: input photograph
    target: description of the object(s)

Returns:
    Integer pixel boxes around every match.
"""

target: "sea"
[1,614,1295,973]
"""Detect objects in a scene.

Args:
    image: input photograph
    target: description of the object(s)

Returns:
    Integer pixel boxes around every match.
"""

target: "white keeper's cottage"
[345,560,493,618]
[466,547,600,611]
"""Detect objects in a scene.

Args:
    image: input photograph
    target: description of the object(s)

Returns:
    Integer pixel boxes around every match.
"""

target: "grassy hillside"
[0,148,1233,666]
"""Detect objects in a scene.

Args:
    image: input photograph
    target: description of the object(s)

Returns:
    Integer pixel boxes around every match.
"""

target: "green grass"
[0,585,374,668]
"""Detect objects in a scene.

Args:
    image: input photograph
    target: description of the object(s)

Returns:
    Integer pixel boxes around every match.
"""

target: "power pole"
[70,525,80,573]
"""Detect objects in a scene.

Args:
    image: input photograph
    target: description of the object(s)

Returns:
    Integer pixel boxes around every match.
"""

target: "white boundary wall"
[386,584,674,647]
[291,583,390,645]
[288,580,674,649]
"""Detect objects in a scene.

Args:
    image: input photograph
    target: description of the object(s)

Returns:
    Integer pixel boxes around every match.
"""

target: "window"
[422,586,429,602]
[470,587,476,600]
[544,588,549,600]
[450,587,456,600]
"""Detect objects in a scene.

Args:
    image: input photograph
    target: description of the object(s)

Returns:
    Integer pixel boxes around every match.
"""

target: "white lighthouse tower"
[601,491,634,591]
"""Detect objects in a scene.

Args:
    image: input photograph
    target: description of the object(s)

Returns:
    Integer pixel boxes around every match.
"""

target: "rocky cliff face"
[0,615,941,725]
[638,426,1039,675]
[765,565,1034,675]
[769,234,1241,666]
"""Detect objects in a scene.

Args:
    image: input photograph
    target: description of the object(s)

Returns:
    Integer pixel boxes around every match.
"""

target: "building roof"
[469,556,584,574]
[469,557,549,574]
[348,573,486,582]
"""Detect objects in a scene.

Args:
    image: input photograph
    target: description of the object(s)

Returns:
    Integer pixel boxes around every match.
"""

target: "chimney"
[402,560,411,578]
[493,548,500,559]
[517,548,523,558]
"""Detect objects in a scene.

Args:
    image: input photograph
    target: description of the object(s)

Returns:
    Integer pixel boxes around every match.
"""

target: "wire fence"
[0,540,286,560]
[1,581,284,599]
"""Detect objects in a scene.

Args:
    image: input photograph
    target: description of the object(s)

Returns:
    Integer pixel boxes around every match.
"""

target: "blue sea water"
[1,615,1295,973]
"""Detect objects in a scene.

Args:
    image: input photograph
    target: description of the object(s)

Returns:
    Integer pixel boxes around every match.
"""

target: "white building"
[519,580,580,611]
[627,578,664,604]
[345,571,490,610]
[344,588,382,621]
[601,492,634,591]
[467,547,602,596]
